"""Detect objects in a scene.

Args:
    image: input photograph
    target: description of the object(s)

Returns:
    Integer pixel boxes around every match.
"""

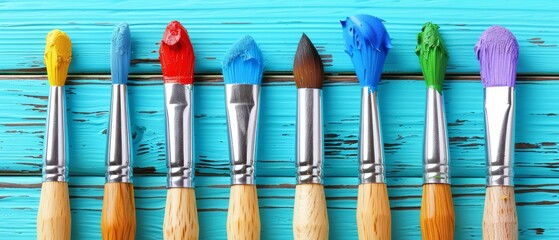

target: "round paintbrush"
[222,35,264,240]
[37,29,72,240]
[292,33,329,240]
[476,26,519,240]
[417,22,455,240]
[160,20,199,240]
[342,15,392,240]
[101,23,136,240]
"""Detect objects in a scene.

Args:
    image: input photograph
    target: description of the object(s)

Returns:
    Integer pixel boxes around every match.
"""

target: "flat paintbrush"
[37,29,72,240]
[341,14,392,240]
[101,22,136,240]
[159,20,199,240]
[475,26,519,240]
[417,22,455,240]
[222,35,263,240]
[292,33,328,240]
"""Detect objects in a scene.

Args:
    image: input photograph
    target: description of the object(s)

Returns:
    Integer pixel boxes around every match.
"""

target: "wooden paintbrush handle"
[357,183,391,240]
[163,188,199,240]
[227,184,260,240]
[293,183,328,240]
[101,182,136,240]
[483,186,518,240]
[37,181,71,240]
[420,183,455,240]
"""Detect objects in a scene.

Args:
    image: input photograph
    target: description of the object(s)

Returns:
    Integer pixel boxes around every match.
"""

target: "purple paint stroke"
[475,26,519,88]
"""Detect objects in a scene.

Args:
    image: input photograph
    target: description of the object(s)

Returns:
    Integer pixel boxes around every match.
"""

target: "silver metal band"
[484,86,515,186]
[296,88,323,184]
[164,83,194,188]
[225,84,260,185]
[106,84,133,183]
[359,88,385,184]
[43,86,68,182]
[423,88,450,184]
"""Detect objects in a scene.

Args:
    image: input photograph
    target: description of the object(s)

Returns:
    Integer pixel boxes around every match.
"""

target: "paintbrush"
[416,22,455,240]
[475,26,519,240]
[37,29,72,240]
[159,20,199,240]
[341,15,391,240]
[101,22,136,240]
[292,33,328,240]
[222,35,263,240]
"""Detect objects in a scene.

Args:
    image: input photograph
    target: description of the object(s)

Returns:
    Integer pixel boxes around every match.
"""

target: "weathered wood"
[0,176,556,239]
[0,0,557,75]
[1,78,559,178]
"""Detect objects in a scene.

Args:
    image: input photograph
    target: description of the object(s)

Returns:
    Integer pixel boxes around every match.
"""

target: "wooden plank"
[0,176,555,239]
[0,0,558,74]
[1,78,558,178]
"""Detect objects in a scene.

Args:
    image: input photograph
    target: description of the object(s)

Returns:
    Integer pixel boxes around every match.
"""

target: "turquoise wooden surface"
[2,77,559,239]
[2,78,559,179]
[0,0,558,74]
[1,0,559,239]
[1,176,558,239]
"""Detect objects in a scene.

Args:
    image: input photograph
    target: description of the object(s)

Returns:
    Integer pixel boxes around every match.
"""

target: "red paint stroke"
[159,20,195,84]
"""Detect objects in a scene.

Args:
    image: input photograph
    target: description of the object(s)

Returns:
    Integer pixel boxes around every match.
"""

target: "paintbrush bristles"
[417,22,448,92]
[222,35,264,85]
[341,15,391,90]
[160,20,195,85]
[475,26,518,88]
[44,30,72,87]
[293,33,324,89]
[111,23,131,85]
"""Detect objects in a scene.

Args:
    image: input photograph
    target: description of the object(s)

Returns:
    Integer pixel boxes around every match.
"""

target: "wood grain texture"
[0,176,556,239]
[483,186,518,240]
[420,184,455,240]
[0,1,558,74]
[293,184,328,240]
[356,183,391,240]
[163,188,199,240]
[37,181,71,240]
[101,182,136,240]
[2,78,559,178]
[227,185,260,240]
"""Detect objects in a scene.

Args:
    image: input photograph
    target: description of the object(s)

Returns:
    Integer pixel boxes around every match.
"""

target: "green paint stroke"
[416,22,448,93]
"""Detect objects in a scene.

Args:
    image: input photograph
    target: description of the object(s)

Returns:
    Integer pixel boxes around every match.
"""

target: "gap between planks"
[0,74,558,82]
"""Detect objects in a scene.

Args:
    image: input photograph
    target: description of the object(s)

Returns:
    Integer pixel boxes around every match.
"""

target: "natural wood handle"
[483,186,518,240]
[293,183,329,240]
[227,185,260,240]
[37,181,71,240]
[101,182,136,240]
[357,183,391,240]
[163,188,199,240]
[420,183,455,240]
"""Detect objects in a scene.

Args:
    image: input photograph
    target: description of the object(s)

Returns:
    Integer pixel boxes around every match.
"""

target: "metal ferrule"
[423,88,450,184]
[164,83,194,188]
[484,86,515,186]
[106,84,133,183]
[296,88,323,184]
[359,88,385,184]
[43,86,68,182]
[225,84,260,185]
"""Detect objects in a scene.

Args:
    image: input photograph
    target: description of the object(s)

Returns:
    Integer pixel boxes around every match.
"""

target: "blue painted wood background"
[1,0,559,239]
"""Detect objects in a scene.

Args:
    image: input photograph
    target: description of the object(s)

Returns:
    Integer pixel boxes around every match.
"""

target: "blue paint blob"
[341,15,392,90]
[222,35,264,85]
[111,22,131,84]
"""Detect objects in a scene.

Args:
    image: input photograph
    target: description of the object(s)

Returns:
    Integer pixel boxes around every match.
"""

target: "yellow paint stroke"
[44,29,72,86]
